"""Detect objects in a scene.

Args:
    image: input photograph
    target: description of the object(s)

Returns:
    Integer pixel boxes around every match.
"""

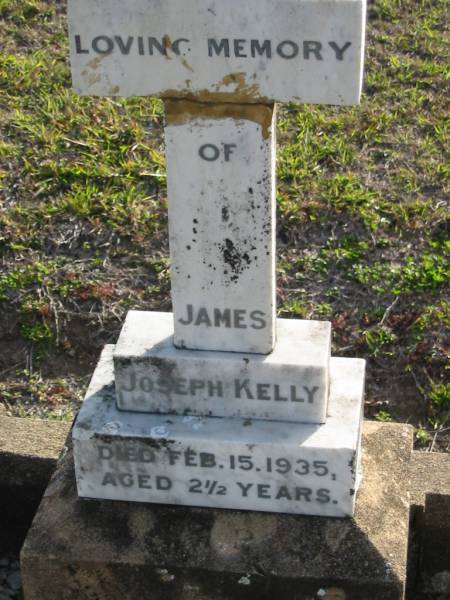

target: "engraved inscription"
[94,441,345,508]
[177,305,267,329]
[118,370,320,404]
[74,35,353,62]
[198,143,237,161]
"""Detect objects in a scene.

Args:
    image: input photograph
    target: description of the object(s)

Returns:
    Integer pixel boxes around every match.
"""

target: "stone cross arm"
[68,0,366,106]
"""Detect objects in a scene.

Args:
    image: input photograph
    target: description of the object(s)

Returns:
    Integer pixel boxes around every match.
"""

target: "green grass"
[0,0,448,449]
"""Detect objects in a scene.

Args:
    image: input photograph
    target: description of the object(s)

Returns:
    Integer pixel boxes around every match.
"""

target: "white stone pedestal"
[114,311,330,424]
[164,101,276,354]
[73,346,365,517]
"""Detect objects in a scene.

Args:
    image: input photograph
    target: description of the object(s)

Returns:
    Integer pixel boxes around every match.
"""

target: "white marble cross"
[68,0,366,354]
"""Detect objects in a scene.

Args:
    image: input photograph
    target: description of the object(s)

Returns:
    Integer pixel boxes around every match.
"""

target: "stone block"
[0,415,69,487]
[164,101,276,353]
[114,311,331,423]
[409,450,450,508]
[75,345,363,517]
[421,493,450,576]
[21,421,412,600]
[0,415,70,552]
[67,0,366,105]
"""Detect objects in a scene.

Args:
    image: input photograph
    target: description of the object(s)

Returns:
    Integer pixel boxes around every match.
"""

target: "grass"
[0,0,448,449]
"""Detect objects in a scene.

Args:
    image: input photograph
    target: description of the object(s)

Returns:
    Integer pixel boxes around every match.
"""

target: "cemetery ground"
[0,0,448,459]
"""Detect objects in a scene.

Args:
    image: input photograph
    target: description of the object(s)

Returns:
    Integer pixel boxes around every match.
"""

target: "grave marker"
[68,0,367,517]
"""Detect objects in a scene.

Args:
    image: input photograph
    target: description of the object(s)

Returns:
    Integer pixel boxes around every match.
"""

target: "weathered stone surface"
[0,416,69,486]
[21,421,412,600]
[75,345,363,516]
[409,450,450,508]
[114,311,331,423]
[164,101,276,353]
[67,0,366,105]
[0,415,70,552]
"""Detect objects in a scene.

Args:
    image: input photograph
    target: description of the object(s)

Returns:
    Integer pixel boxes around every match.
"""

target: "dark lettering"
[290,385,305,402]
[234,39,247,57]
[214,308,231,327]
[250,310,266,329]
[277,40,299,59]
[329,41,351,60]
[223,143,236,161]
[174,378,188,395]
[317,488,331,503]
[156,378,171,395]
[185,448,197,466]
[189,379,205,395]
[257,383,271,400]
[98,446,113,460]
[92,35,114,55]
[139,448,155,463]
[75,35,89,54]
[235,379,254,399]
[304,385,319,404]
[137,36,145,55]
[208,380,223,397]
[138,474,152,489]
[250,39,271,58]
[274,384,288,402]
[148,37,167,55]
[156,476,172,490]
[199,143,220,161]
[115,445,130,461]
[233,309,247,328]
[101,472,117,486]
[295,487,312,501]
[178,304,194,325]
[195,307,212,326]
[276,486,292,500]
[119,473,134,487]
[303,41,323,60]
[167,449,181,465]
[121,370,136,392]
[172,38,190,55]
[236,482,253,497]
[124,446,137,461]
[208,38,230,57]
[199,452,216,468]
[139,376,153,393]
[114,35,134,55]
[257,484,271,499]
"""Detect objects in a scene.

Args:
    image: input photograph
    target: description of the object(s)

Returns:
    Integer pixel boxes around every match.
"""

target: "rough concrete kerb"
[0,415,70,486]
[21,421,413,600]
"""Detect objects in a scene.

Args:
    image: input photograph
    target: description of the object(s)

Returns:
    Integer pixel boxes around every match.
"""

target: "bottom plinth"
[73,346,364,517]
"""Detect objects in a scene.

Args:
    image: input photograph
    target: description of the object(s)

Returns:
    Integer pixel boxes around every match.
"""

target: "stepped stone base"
[73,346,364,517]
[21,421,412,600]
[0,415,69,552]
[114,311,331,424]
